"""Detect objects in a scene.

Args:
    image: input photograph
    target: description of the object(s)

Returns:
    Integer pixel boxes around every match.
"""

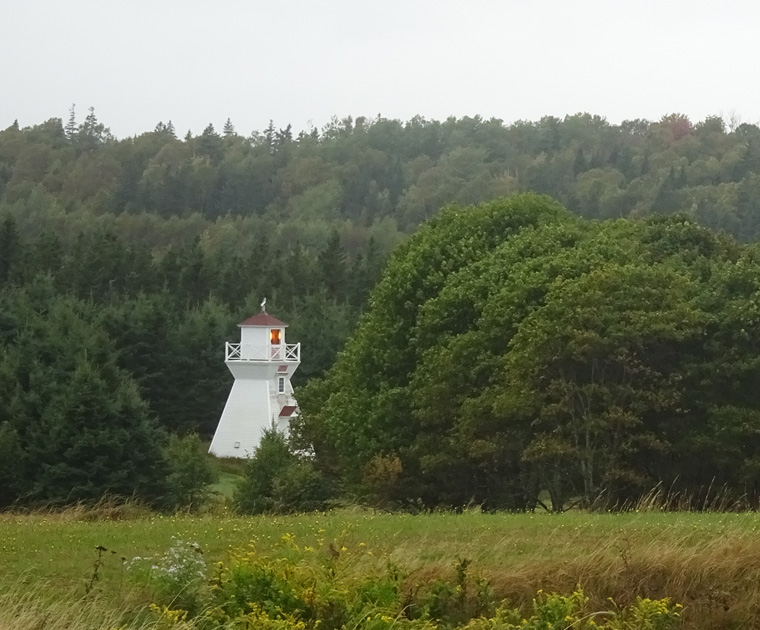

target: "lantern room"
[226,312,298,362]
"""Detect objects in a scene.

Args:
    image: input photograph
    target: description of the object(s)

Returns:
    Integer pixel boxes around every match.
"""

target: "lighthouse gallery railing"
[225,343,300,362]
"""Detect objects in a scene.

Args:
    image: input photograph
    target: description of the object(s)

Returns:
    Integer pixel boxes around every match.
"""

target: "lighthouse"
[208,304,300,458]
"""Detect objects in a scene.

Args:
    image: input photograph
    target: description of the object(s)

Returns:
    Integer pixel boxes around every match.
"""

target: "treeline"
[298,195,760,511]
[3,110,760,255]
[0,216,382,507]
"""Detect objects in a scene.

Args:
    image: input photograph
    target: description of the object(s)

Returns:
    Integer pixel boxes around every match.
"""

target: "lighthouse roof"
[238,312,288,327]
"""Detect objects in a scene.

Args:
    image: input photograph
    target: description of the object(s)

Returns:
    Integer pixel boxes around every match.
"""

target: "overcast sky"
[1,0,757,138]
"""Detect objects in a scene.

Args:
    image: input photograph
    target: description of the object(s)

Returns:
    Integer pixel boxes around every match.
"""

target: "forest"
[2,109,760,509]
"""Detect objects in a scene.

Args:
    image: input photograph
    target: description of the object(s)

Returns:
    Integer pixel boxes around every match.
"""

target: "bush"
[136,536,682,630]
[235,428,332,514]
[127,538,208,616]
[164,433,217,511]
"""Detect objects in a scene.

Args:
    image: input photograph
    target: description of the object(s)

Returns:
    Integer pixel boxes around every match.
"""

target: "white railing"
[226,342,300,362]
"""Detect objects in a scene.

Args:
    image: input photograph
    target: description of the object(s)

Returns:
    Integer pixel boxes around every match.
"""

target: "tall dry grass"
[403,516,760,629]
[0,579,154,630]
[0,494,154,522]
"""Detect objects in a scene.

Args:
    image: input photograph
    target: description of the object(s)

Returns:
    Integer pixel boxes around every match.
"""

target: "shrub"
[362,454,403,507]
[128,538,208,616]
[139,536,681,630]
[164,433,216,511]
[235,429,332,514]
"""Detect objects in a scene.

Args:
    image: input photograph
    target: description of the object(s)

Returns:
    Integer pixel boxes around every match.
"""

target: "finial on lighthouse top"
[260,297,267,313]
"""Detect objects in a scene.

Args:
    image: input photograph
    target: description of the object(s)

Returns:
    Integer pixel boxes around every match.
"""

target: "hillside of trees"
[3,109,760,509]
[4,110,760,252]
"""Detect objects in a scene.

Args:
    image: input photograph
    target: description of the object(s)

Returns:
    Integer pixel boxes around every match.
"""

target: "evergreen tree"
[0,214,21,285]
[0,288,169,506]
[318,231,347,300]
[165,432,216,510]
[77,106,111,149]
[235,428,331,514]
[197,123,223,161]
[26,357,168,504]
[65,103,77,140]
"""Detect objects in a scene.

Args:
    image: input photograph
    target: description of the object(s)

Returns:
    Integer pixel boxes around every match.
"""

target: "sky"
[1,0,758,139]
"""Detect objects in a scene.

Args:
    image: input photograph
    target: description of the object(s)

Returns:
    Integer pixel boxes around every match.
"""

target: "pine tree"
[197,124,223,161]
[0,214,21,285]
[165,433,216,510]
[78,107,111,149]
[0,294,169,506]
[65,103,77,140]
[223,118,235,136]
[318,231,347,300]
[27,357,168,504]
[276,124,293,148]
[264,120,276,152]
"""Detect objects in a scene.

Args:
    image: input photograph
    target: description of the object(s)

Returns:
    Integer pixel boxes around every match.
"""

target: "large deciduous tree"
[298,195,760,510]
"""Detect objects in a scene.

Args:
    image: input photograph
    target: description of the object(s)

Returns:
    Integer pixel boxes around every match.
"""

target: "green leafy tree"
[300,196,760,509]
[499,264,707,506]
[298,194,569,500]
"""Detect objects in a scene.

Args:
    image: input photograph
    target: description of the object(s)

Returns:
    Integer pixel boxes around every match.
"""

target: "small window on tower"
[278,377,285,393]
[270,328,282,345]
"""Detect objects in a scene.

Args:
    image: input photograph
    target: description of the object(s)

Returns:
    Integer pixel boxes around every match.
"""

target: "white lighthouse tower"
[209,304,300,458]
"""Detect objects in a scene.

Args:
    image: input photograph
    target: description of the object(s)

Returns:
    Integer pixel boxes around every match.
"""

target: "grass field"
[2,508,760,628]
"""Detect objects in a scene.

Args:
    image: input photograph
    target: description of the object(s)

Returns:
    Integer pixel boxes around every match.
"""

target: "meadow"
[1,507,760,629]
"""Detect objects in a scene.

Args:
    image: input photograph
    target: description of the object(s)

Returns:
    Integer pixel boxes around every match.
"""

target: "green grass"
[3,508,760,628]
[205,451,245,501]
[208,471,242,501]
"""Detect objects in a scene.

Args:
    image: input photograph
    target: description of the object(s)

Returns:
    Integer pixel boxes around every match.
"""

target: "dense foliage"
[3,110,760,250]
[299,194,760,510]
[138,537,681,630]
[5,107,760,509]
[234,429,332,515]
[0,215,377,507]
